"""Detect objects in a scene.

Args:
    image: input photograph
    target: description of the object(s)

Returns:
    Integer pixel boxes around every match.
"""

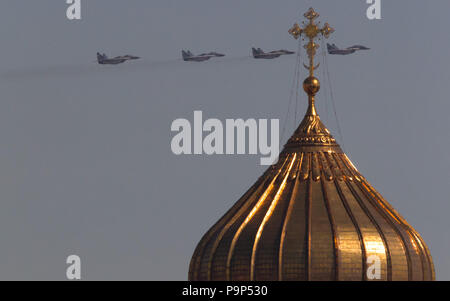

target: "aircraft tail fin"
[327,43,337,51]
[252,47,263,57]
[182,50,191,60]
[97,52,106,63]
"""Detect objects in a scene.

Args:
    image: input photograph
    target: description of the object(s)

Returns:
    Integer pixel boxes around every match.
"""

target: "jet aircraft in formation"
[326,43,370,55]
[96,43,368,65]
[181,50,225,62]
[252,48,295,59]
[97,52,140,65]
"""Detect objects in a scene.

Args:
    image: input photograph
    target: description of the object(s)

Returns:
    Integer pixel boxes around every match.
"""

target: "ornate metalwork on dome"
[188,8,435,281]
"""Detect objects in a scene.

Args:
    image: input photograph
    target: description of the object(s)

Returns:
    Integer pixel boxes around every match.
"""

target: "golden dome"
[189,93,435,280]
[189,8,435,281]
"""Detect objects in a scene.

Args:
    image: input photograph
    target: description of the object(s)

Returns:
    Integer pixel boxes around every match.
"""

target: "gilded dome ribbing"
[188,8,434,281]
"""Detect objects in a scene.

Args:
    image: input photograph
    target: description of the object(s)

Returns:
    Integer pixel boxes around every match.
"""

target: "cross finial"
[288,8,334,77]
[288,8,334,116]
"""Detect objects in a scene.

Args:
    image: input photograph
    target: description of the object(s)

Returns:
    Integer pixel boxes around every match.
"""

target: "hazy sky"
[0,0,448,280]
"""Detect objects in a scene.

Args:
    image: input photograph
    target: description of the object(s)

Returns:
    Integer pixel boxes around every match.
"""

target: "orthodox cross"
[288,8,334,77]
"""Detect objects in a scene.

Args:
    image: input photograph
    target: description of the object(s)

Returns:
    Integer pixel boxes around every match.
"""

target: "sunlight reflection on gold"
[250,154,297,279]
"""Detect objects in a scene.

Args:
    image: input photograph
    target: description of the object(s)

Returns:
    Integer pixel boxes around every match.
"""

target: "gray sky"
[0,0,448,280]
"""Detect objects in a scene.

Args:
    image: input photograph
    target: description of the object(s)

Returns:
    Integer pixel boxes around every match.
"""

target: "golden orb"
[303,76,320,95]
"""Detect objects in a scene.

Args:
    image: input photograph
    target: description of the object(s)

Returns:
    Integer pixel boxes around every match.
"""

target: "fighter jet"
[275,49,296,55]
[96,52,140,65]
[327,43,370,55]
[181,50,225,62]
[252,48,295,59]
[199,51,225,57]
[117,54,141,60]
[347,45,370,51]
